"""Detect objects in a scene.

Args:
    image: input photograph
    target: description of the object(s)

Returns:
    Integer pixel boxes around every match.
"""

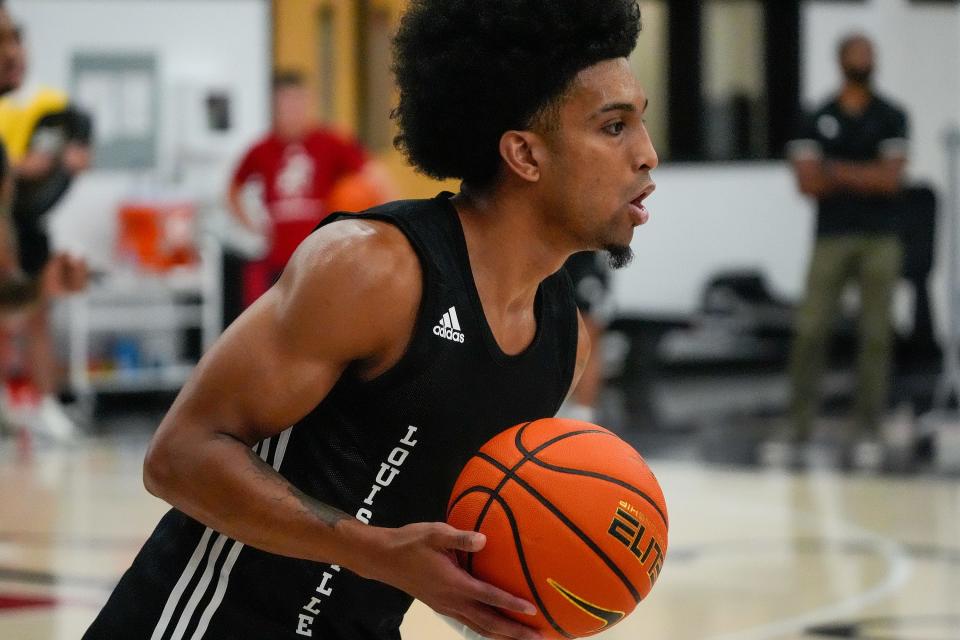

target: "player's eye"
[603,121,626,136]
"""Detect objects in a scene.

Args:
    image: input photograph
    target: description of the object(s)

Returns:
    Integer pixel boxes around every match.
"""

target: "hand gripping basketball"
[352,521,543,640]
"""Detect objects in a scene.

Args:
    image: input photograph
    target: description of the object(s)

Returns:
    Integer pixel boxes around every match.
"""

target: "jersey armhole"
[321,211,439,391]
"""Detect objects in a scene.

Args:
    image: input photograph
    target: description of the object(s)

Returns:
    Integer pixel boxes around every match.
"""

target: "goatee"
[603,245,634,269]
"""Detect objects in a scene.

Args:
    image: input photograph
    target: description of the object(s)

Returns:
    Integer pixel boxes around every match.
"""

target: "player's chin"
[603,243,634,269]
[612,215,637,246]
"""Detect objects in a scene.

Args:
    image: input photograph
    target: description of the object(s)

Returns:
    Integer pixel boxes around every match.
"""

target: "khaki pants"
[789,235,903,439]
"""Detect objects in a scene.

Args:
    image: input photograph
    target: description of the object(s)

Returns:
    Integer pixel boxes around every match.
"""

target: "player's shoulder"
[285,214,422,309]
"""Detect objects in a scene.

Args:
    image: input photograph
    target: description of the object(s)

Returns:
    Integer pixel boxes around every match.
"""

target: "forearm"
[144,429,382,571]
[824,161,903,195]
[227,184,258,230]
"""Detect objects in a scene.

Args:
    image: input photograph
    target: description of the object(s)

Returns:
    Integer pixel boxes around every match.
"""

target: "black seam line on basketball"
[457,486,575,640]
[447,420,532,573]
[459,421,536,573]
[448,422,609,573]
[475,451,643,604]
[514,427,669,529]
[445,420,573,521]
[463,422,602,573]
[517,457,668,529]
[444,421,594,522]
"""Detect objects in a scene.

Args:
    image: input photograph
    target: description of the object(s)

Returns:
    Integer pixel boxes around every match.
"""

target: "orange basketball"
[327,172,387,213]
[446,418,668,639]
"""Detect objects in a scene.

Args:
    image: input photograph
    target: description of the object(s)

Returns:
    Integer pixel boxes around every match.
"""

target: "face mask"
[844,66,873,86]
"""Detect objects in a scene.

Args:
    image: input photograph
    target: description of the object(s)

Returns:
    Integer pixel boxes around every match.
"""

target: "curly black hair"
[392,0,642,188]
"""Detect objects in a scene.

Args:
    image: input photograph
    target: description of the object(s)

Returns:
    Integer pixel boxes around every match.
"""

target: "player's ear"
[499,130,543,183]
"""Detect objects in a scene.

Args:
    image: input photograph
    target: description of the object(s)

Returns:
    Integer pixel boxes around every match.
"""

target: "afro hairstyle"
[391,0,642,188]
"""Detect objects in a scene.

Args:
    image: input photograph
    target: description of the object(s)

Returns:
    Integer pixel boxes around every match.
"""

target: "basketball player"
[84,1,656,638]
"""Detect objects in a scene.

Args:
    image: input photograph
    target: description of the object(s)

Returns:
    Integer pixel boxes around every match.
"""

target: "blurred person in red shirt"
[228,71,388,307]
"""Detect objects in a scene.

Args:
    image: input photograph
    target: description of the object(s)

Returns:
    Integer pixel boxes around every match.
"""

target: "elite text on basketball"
[607,506,665,588]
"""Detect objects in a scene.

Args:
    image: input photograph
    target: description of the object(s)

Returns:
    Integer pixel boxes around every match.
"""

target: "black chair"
[897,185,939,365]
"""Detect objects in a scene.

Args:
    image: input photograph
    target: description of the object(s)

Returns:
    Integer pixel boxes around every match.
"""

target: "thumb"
[436,525,486,553]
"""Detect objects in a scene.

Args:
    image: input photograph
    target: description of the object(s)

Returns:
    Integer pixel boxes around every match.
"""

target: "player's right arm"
[143,219,541,640]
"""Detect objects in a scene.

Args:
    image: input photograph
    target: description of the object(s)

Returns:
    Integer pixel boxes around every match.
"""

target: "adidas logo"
[433,306,465,343]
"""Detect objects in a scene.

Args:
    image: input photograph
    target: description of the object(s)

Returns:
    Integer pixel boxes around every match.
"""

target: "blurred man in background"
[768,34,908,469]
[0,4,90,442]
[228,71,389,309]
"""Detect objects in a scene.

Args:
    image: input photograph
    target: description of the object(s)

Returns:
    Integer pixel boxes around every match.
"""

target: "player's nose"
[632,126,658,173]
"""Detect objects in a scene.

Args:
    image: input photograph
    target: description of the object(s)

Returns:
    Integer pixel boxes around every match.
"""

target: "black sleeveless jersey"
[85,193,579,640]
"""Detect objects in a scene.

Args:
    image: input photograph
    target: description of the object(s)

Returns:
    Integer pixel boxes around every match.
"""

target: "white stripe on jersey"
[169,534,229,639]
[150,427,293,639]
[150,528,215,640]
[188,539,244,640]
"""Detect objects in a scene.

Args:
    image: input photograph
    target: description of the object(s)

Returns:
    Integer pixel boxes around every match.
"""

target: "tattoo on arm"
[244,447,350,528]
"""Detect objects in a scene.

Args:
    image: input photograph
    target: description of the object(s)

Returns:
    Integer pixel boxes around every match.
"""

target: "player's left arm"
[566,310,591,401]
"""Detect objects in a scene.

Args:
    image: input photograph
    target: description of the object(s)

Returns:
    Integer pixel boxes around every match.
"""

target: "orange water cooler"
[116,200,198,271]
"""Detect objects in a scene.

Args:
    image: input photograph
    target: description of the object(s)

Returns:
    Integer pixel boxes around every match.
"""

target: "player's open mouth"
[628,185,655,227]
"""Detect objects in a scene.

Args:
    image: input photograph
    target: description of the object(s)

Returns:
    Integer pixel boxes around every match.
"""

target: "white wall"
[7,0,270,262]
[614,164,812,315]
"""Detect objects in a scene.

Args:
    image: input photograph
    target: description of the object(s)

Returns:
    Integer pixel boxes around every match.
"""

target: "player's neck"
[451,188,568,314]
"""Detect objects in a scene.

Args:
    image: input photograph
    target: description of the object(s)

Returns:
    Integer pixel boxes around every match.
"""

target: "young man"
[85,1,657,638]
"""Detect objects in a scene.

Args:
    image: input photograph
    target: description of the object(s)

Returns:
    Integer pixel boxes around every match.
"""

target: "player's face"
[537,58,657,268]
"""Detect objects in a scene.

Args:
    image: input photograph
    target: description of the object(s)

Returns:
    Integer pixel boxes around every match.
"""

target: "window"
[629,0,801,162]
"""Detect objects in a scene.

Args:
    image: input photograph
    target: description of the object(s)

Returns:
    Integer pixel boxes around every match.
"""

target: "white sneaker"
[31,395,78,444]
[851,438,884,471]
